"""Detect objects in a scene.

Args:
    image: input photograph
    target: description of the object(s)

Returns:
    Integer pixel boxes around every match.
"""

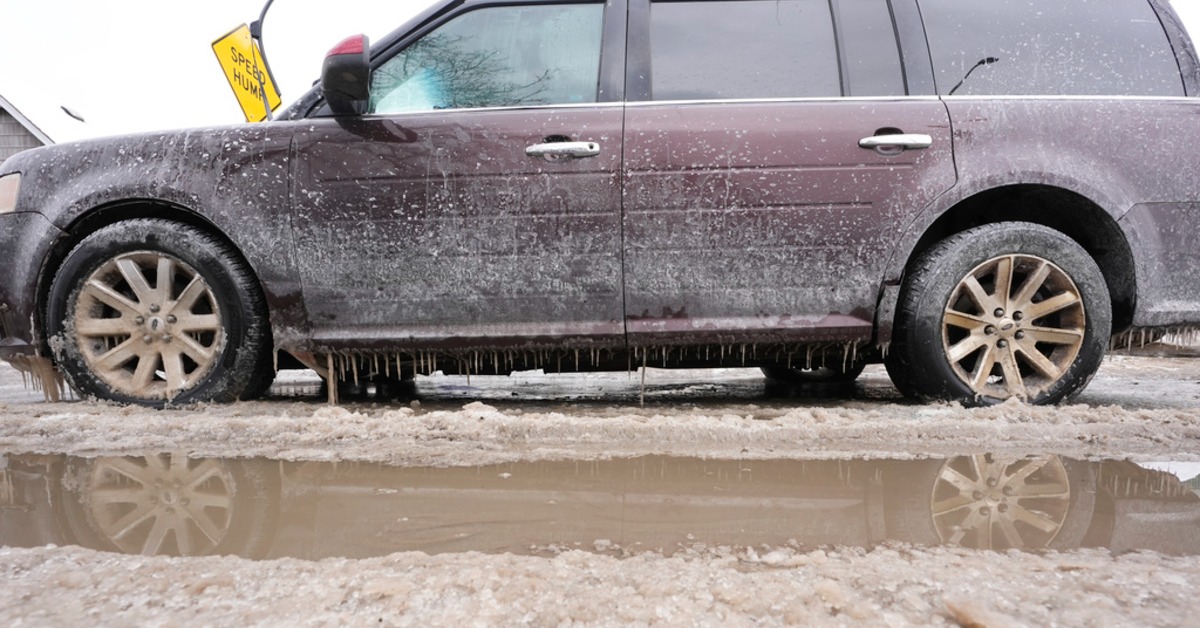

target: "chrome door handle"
[525,141,601,159]
[858,134,933,151]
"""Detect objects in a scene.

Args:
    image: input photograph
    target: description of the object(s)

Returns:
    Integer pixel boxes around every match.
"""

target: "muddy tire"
[886,222,1110,405]
[46,219,272,406]
[58,454,279,558]
[884,455,1096,550]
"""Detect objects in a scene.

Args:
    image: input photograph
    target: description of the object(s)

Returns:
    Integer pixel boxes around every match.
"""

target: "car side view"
[1,0,1199,407]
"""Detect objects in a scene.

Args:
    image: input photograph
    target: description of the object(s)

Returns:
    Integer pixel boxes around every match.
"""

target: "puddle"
[2,452,1197,560]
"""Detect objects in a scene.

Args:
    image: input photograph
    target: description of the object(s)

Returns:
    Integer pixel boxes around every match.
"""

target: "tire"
[58,454,279,558]
[886,222,1110,405]
[884,455,1096,550]
[46,219,272,406]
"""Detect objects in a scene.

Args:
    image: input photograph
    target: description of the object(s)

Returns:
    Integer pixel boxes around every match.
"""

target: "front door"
[290,2,625,351]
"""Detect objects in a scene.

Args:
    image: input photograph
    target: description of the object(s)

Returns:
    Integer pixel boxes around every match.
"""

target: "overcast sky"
[2,0,1200,143]
[0,0,434,141]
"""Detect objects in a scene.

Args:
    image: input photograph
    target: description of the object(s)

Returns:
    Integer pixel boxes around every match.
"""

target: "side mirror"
[321,34,370,115]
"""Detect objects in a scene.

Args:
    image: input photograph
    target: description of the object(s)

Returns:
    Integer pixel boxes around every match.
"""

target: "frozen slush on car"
[2,0,1199,407]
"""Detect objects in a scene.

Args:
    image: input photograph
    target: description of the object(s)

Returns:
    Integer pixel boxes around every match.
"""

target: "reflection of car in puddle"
[2,453,1197,559]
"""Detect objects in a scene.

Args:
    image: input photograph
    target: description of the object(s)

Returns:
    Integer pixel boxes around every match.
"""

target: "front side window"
[922,0,1184,96]
[369,4,604,114]
[649,0,842,100]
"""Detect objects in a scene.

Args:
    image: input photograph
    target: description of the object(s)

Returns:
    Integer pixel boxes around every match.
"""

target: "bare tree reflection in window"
[372,34,553,111]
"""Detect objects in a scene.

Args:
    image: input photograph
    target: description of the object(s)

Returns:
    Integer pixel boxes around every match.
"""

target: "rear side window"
[649,0,842,100]
[922,0,1184,96]
[369,4,604,113]
[838,0,906,97]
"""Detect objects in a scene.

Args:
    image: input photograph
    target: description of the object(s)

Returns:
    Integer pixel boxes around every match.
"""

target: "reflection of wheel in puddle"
[83,454,236,555]
[930,454,1072,549]
[62,453,277,557]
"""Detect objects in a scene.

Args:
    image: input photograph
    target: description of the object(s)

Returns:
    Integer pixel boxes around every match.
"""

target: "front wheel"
[886,223,1110,405]
[46,219,272,406]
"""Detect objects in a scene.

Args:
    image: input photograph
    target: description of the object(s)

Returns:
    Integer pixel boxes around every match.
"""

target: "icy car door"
[289,3,624,349]
[621,0,955,346]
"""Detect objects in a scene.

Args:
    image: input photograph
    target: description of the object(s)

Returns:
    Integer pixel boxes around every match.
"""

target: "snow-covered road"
[3,356,1199,625]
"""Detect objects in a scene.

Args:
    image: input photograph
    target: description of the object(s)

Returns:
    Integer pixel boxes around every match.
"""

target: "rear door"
[290,0,626,350]
[621,0,956,347]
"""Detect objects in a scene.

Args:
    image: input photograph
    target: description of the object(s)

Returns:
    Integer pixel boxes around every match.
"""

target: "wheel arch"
[893,184,1137,334]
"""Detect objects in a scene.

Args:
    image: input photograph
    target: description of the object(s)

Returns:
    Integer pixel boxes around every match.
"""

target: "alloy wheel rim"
[929,454,1072,549]
[71,251,224,400]
[941,254,1085,400]
[84,454,237,556]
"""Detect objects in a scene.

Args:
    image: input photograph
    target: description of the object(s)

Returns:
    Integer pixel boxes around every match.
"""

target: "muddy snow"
[2,357,1200,466]
[3,356,1200,624]
[3,543,1199,626]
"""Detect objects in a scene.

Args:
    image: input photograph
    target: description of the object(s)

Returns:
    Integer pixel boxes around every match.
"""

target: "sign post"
[212,24,282,123]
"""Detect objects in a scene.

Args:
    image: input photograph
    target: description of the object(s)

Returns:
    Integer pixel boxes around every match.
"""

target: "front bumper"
[0,212,65,363]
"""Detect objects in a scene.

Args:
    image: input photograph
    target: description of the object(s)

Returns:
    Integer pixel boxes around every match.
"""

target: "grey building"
[0,94,50,161]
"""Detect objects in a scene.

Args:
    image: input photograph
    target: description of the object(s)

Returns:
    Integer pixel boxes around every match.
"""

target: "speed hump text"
[212,24,282,122]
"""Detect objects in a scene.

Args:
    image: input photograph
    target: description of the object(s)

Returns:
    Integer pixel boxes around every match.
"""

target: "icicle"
[326,354,337,405]
[741,344,746,366]
[351,356,359,385]
[640,347,648,406]
[575,348,580,370]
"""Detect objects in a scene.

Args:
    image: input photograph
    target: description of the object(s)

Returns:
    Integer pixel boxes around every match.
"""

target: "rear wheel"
[46,219,272,406]
[886,223,1110,405]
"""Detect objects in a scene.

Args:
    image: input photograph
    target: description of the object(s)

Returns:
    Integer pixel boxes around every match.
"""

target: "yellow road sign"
[212,24,282,122]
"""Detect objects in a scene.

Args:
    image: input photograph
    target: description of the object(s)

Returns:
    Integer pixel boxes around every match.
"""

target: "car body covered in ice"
[2,0,1200,406]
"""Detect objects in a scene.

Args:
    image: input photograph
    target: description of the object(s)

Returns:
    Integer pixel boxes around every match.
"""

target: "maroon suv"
[1,0,1198,406]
